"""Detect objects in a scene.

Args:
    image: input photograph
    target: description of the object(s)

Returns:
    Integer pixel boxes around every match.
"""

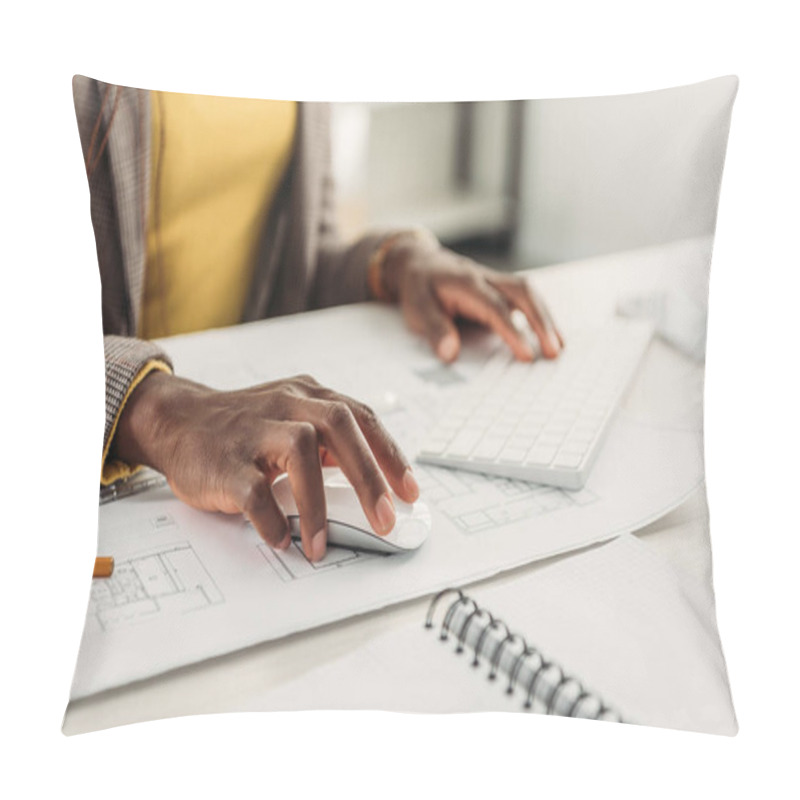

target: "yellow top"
[140,91,297,339]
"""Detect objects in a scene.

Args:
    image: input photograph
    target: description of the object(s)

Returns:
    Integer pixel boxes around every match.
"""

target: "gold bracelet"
[367,229,438,303]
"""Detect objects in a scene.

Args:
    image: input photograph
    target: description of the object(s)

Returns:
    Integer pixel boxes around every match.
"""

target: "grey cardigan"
[72,76,392,466]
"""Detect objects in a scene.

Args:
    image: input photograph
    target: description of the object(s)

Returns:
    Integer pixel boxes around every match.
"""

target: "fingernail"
[437,333,459,362]
[375,493,396,535]
[402,467,420,501]
[311,528,326,562]
[520,341,535,361]
[550,332,561,353]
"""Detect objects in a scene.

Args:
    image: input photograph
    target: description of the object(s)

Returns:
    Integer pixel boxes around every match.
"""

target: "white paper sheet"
[71,294,705,699]
[251,535,737,735]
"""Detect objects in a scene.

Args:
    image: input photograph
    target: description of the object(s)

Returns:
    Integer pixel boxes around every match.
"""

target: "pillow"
[64,75,738,736]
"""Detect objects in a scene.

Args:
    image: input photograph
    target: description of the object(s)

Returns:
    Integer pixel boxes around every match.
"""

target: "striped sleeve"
[102,335,173,486]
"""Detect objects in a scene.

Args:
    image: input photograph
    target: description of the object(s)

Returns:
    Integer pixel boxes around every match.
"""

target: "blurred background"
[330,78,735,271]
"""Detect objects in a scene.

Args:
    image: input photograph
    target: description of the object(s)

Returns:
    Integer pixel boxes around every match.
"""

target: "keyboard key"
[515,422,544,438]
[525,445,559,466]
[499,445,530,464]
[488,421,515,437]
[537,431,564,446]
[419,437,452,457]
[473,437,506,461]
[446,430,483,458]
[553,452,584,469]
[513,434,539,451]
[543,422,571,438]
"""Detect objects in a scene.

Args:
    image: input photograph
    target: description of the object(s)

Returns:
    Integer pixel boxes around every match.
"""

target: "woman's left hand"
[379,235,564,364]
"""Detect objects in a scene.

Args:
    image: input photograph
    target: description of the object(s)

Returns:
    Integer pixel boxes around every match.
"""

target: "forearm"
[308,232,385,308]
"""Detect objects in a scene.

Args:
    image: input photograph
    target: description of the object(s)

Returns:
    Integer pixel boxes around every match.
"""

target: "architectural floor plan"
[89,542,224,631]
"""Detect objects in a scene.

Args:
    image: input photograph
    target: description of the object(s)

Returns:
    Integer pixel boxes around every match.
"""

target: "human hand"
[112,372,419,562]
[378,234,563,363]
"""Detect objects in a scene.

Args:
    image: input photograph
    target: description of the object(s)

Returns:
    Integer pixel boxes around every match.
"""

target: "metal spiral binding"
[507,646,544,699]
[473,616,509,670]
[425,588,622,722]
[455,605,488,655]
[525,658,563,712]
[488,631,525,681]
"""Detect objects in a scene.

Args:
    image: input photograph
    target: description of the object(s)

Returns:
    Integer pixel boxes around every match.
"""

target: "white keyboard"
[417,319,654,490]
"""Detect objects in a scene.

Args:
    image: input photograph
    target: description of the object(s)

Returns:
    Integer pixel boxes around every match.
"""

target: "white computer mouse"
[271,467,431,554]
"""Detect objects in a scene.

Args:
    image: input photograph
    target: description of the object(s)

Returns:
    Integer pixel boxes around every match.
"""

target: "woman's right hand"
[112,372,419,562]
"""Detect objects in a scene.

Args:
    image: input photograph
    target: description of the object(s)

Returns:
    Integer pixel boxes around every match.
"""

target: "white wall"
[515,76,739,267]
[331,101,515,243]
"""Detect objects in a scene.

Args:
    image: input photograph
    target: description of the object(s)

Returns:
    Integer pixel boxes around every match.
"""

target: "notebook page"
[253,535,736,734]
[466,534,736,733]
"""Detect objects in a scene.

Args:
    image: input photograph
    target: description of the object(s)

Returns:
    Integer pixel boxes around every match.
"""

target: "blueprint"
[89,541,223,631]
[71,271,706,699]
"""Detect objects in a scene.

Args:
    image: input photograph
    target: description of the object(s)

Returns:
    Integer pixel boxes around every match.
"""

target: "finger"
[320,393,418,503]
[229,466,291,550]
[295,398,397,536]
[402,283,461,363]
[319,446,339,467]
[441,277,535,362]
[276,421,328,562]
[525,283,564,351]
[289,384,415,501]
[491,276,563,358]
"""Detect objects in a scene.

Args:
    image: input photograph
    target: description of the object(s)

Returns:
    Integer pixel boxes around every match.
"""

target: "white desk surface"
[64,236,724,734]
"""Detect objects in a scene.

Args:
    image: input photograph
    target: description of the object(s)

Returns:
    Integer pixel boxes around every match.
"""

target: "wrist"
[369,229,439,303]
[112,371,201,474]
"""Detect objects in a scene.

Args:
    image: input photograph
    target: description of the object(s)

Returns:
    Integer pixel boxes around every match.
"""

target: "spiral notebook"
[423,587,622,721]
[255,534,737,734]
